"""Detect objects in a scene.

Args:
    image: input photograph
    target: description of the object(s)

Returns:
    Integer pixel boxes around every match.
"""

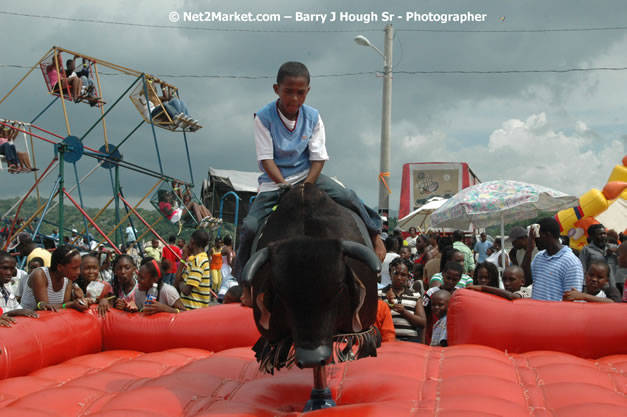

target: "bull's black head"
[242,237,380,369]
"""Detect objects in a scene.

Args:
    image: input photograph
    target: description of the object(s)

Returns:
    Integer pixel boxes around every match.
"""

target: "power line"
[1,64,627,79]
[0,10,378,33]
[2,10,627,33]
[397,26,627,33]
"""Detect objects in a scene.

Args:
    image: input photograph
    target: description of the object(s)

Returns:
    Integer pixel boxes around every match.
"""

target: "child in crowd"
[413,235,430,266]
[222,285,243,304]
[467,265,531,300]
[429,248,473,289]
[16,256,45,302]
[175,229,213,309]
[411,263,424,295]
[218,235,237,296]
[423,261,463,345]
[430,289,451,347]
[161,235,181,286]
[232,61,385,282]
[486,238,510,271]
[20,245,88,312]
[210,237,223,293]
[144,239,162,262]
[111,254,139,312]
[472,261,500,288]
[174,182,215,227]
[399,246,412,261]
[135,258,186,314]
[380,258,426,342]
[98,250,114,283]
[0,251,39,327]
[75,253,113,316]
[157,189,184,224]
[563,261,616,303]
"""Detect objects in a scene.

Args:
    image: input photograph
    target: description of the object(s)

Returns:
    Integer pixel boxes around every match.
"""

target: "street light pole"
[354,25,394,231]
[379,24,393,227]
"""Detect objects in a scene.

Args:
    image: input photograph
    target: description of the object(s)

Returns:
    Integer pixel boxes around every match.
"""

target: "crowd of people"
[1,214,623,353]
[2,218,624,342]
[373,218,624,347]
[0,229,241,327]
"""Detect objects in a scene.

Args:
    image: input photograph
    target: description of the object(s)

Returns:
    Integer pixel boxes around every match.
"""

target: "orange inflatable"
[0,293,625,416]
[555,155,627,249]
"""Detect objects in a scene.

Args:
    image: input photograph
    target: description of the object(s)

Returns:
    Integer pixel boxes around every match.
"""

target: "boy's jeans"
[232,174,381,280]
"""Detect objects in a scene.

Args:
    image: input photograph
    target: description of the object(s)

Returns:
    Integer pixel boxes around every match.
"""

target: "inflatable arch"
[555,155,627,250]
[0,292,625,416]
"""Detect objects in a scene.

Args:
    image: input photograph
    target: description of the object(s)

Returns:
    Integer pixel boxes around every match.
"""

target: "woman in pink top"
[47,63,82,102]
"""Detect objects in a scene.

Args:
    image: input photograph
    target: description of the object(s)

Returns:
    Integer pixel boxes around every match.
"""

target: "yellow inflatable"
[554,155,627,250]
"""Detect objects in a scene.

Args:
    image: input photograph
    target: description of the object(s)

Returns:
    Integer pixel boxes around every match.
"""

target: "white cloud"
[392,112,624,204]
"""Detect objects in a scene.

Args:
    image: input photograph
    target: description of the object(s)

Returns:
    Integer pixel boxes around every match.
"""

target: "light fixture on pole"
[354,25,393,229]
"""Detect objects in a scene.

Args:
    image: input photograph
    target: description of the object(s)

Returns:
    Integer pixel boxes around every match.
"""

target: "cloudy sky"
[1,0,625,217]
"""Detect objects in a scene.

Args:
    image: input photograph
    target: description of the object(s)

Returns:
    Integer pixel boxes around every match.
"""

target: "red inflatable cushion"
[448,289,627,358]
[0,343,625,416]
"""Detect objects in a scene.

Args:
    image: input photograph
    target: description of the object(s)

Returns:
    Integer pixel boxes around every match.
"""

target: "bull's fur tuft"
[254,327,379,374]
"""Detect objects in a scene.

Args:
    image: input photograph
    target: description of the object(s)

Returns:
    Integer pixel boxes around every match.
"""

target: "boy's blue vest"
[255,101,319,185]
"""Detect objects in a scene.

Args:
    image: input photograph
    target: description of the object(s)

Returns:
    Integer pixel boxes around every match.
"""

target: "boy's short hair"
[431,289,451,302]
[224,285,243,302]
[168,235,176,244]
[587,260,610,277]
[277,62,310,85]
[538,217,561,239]
[191,229,209,249]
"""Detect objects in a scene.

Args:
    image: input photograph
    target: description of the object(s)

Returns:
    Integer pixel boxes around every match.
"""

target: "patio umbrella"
[430,180,578,268]
[397,197,448,231]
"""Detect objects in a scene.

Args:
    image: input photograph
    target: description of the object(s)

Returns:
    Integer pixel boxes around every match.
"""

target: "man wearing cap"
[508,226,536,286]
[17,233,51,267]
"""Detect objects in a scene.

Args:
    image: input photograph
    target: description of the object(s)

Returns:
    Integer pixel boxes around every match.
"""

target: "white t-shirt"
[405,236,418,254]
[9,269,28,297]
[254,109,328,193]
[1,283,22,313]
[135,283,180,311]
[125,226,137,243]
[486,250,510,269]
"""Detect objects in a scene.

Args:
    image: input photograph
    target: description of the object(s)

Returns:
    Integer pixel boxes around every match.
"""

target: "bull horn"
[241,247,270,283]
[341,240,381,273]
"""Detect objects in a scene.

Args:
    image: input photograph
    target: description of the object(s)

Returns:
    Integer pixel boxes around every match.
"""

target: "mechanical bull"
[241,183,381,411]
